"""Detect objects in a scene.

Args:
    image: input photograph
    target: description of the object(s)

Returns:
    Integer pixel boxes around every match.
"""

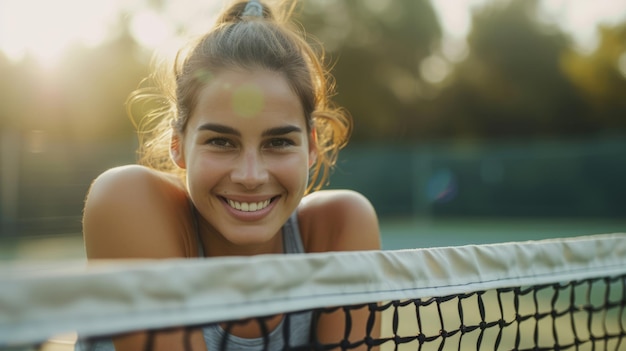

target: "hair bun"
[218,0,272,24]
[242,0,263,17]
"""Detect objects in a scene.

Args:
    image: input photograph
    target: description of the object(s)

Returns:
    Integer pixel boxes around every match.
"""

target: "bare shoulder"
[300,190,377,221]
[298,190,381,252]
[85,165,184,211]
[83,165,195,259]
[87,164,173,195]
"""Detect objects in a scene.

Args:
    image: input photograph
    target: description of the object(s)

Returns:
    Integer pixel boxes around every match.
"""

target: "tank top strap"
[282,211,305,254]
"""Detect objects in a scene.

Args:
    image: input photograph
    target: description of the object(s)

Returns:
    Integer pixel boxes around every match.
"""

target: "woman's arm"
[300,190,382,350]
[82,165,207,351]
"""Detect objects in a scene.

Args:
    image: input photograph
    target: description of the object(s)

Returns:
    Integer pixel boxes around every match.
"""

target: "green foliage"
[561,24,626,130]
[430,0,591,140]
[297,0,626,141]
[0,16,149,142]
[299,0,441,141]
[2,0,624,143]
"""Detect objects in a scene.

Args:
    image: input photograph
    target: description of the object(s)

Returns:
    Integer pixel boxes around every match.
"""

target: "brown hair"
[128,0,351,192]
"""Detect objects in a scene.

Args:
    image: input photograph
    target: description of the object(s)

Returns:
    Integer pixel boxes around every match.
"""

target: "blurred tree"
[0,15,149,143]
[431,0,590,141]
[0,55,41,131]
[55,16,150,143]
[0,16,150,235]
[561,23,626,133]
[298,0,442,141]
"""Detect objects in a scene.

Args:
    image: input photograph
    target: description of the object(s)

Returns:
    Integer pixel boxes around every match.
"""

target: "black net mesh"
[70,274,626,351]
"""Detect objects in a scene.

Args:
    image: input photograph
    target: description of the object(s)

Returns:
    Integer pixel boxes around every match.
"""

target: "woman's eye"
[266,138,294,148]
[206,138,233,148]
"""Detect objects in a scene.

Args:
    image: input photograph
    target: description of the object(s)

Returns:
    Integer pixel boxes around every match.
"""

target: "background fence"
[1,132,624,238]
[331,136,626,219]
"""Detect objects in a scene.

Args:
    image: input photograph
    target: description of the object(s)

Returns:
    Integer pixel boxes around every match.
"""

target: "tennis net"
[1,233,625,350]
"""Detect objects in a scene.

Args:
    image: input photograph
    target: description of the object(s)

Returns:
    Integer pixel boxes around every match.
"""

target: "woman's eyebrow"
[262,125,302,137]
[197,123,240,136]
[197,123,302,137]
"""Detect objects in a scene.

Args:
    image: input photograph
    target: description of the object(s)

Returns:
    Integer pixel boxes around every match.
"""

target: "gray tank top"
[77,212,313,351]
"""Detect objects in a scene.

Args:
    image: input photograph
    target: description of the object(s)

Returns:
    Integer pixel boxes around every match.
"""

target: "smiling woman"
[81,1,381,350]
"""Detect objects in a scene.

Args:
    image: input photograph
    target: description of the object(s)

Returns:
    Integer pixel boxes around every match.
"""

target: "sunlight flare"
[0,0,119,66]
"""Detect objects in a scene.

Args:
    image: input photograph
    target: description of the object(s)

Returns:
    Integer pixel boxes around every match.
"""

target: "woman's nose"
[230,151,269,189]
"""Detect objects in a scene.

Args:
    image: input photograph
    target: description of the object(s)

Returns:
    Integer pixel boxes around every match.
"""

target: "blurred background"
[0,0,625,261]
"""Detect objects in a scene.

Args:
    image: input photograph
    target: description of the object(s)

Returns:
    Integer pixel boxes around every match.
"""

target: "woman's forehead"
[187,69,307,131]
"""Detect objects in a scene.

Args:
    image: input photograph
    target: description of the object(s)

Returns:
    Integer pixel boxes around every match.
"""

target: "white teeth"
[227,199,271,212]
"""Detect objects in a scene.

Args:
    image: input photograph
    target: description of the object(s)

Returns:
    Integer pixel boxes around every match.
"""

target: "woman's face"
[173,68,315,252]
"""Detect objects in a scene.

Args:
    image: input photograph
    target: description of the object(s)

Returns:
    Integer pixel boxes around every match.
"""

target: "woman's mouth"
[225,197,275,212]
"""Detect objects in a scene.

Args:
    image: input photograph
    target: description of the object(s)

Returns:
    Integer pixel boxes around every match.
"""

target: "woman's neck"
[197,219,284,257]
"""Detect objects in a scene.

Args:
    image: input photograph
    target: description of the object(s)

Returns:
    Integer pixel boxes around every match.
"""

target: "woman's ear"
[170,132,186,169]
